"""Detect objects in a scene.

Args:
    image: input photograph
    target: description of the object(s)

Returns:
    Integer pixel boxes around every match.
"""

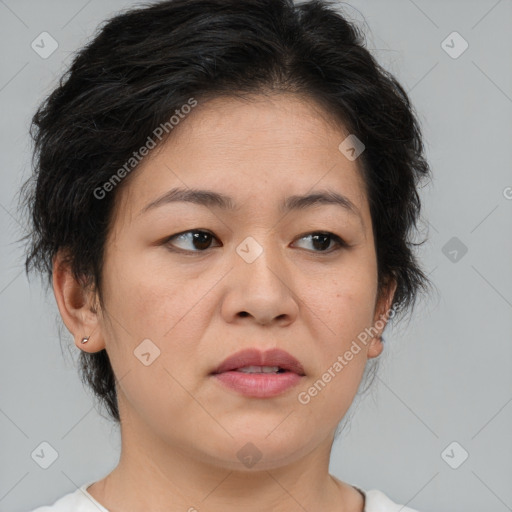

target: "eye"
[163,230,348,254]
[293,232,348,253]
[164,230,221,252]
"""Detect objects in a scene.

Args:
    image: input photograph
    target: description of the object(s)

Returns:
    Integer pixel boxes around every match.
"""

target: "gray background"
[1,1,511,511]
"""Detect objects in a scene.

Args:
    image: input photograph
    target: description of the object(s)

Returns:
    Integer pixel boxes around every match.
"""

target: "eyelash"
[163,229,349,255]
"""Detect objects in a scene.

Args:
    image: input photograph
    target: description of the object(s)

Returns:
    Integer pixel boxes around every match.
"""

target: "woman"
[22,0,432,510]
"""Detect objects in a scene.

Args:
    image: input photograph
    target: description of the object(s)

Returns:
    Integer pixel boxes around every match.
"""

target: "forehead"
[171,93,354,156]
[112,93,370,228]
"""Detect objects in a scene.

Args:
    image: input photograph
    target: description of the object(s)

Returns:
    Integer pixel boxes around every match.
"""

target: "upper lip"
[211,348,306,376]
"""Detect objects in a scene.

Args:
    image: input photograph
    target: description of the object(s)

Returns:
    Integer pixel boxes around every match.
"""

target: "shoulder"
[362,488,421,512]
[24,482,108,512]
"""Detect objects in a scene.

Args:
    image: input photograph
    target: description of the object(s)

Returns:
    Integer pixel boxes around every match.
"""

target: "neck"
[87,397,363,512]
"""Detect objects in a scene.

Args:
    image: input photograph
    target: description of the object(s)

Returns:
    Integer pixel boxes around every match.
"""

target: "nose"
[221,238,299,327]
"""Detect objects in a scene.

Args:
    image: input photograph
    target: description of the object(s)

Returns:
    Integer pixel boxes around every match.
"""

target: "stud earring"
[81,336,90,344]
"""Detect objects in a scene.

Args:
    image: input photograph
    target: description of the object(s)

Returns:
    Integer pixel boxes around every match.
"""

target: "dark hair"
[19,0,432,424]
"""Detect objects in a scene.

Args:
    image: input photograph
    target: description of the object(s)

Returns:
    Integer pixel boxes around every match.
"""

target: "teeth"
[236,365,281,374]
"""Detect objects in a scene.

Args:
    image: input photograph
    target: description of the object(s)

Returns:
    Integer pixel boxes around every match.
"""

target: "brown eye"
[165,230,220,252]
[293,232,347,253]
[164,230,347,254]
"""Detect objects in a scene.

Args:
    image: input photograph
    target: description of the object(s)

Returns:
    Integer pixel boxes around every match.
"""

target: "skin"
[53,94,396,512]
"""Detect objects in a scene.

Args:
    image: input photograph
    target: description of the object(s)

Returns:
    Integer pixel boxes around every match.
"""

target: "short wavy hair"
[20,0,432,424]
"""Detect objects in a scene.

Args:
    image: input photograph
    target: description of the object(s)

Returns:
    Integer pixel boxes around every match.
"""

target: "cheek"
[115,355,201,443]
[312,260,377,329]
[303,259,378,386]
[101,244,176,328]
[299,277,375,416]
[101,251,218,370]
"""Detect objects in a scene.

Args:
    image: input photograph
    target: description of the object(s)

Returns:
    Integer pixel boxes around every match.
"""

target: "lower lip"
[212,371,303,398]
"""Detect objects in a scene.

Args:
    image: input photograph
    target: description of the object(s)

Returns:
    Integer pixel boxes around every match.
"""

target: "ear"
[367,277,397,359]
[52,251,105,352]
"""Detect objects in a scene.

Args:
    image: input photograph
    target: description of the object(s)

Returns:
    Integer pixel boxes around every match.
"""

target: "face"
[92,94,394,471]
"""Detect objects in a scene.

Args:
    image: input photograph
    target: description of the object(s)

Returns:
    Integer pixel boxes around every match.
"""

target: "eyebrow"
[138,186,363,223]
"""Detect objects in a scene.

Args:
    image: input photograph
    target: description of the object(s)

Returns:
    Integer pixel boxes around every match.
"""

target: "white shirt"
[27,481,421,511]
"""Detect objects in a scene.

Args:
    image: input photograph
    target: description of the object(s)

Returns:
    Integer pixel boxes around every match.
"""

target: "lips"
[211,348,306,398]
[211,348,306,376]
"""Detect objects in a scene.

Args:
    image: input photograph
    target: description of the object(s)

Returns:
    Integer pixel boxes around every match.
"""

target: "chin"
[198,430,314,471]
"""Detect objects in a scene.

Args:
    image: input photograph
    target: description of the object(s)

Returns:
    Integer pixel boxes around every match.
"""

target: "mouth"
[210,348,305,398]
[228,365,289,374]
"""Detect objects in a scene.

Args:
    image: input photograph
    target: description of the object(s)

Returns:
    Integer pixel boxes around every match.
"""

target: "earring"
[81,336,90,344]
